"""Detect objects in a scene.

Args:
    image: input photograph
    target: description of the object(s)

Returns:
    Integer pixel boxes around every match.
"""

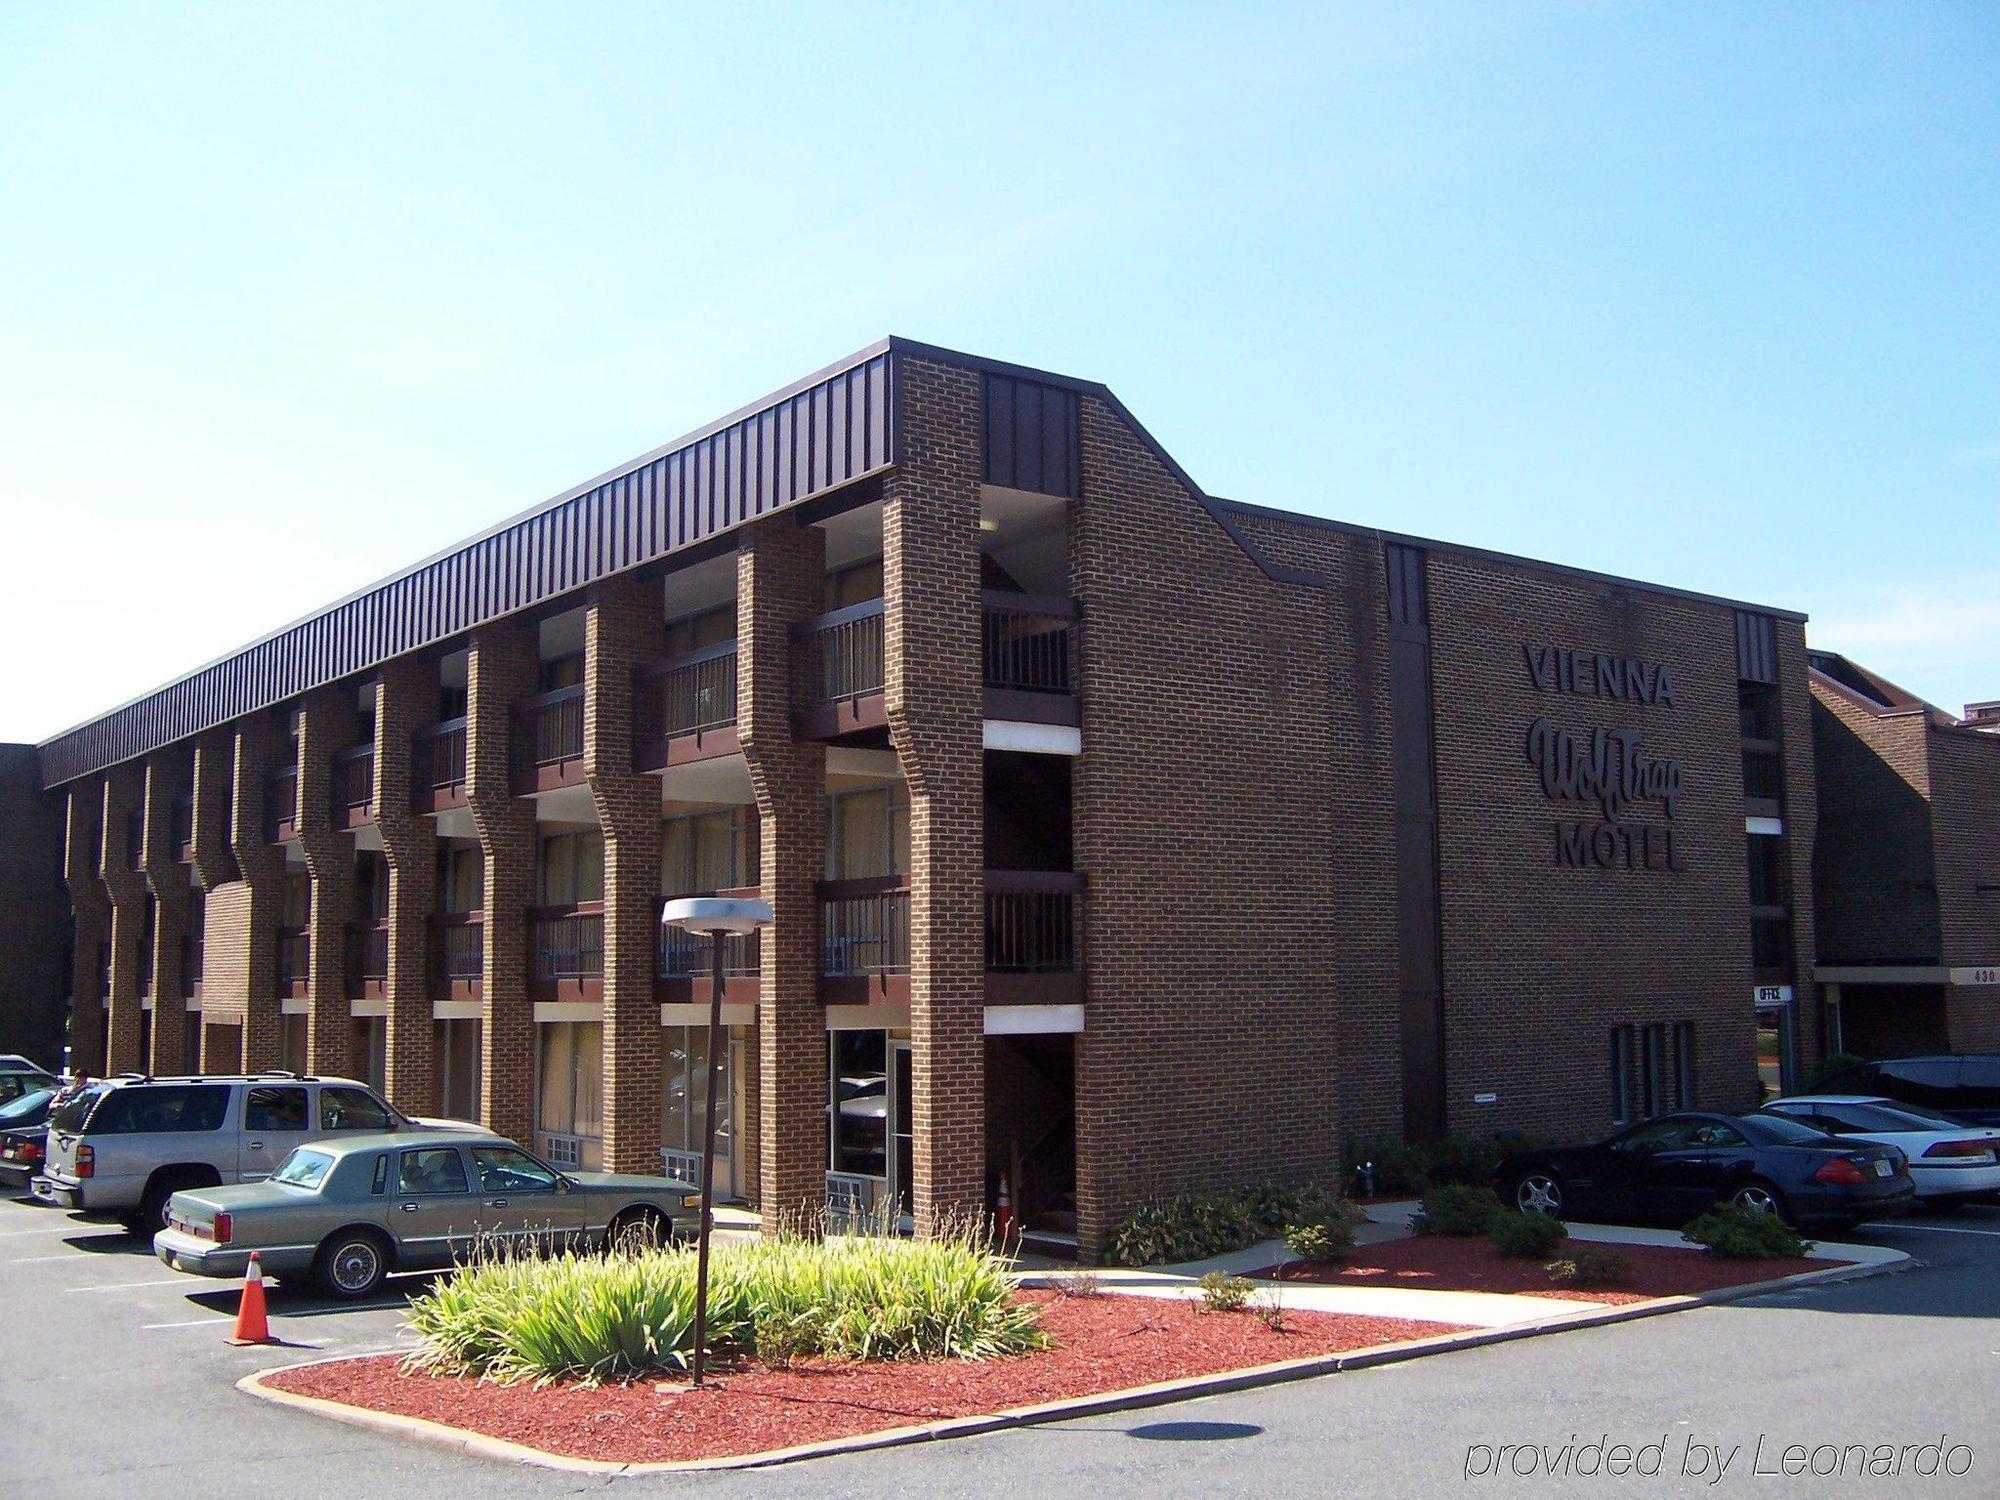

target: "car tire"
[606,1207,671,1254]
[137,1168,217,1239]
[315,1229,391,1299]
[1514,1171,1565,1217]
[1730,1180,1787,1221]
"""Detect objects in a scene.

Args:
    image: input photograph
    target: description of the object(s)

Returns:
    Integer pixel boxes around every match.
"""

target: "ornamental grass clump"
[404,1228,1047,1385]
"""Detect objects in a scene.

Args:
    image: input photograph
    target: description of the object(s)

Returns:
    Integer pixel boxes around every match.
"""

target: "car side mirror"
[556,1177,572,1194]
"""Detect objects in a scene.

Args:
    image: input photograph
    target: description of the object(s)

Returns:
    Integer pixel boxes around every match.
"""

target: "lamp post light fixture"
[660,895,773,1388]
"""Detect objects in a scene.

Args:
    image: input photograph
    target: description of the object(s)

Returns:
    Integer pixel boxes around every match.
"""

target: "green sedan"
[153,1130,696,1298]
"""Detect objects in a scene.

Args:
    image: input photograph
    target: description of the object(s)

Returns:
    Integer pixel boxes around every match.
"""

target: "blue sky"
[2,4,1993,741]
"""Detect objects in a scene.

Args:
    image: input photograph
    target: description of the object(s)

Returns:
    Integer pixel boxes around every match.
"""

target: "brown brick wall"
[228,717,289,1072]
[99,766,148,1075]
[1925,728,2000,974]
[0,746,69,1071]
[64,784,108,1074]
[140,752,193,1076]
[1772,620,1824,1067]
[738,518,828,1231]
[375,657,440,1114]
[1810,686,1939,964]
[885,358,987,1233]
[297,689,359,1078]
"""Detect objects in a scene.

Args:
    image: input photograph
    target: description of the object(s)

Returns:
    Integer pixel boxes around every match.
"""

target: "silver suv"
[34,1073,435,1234]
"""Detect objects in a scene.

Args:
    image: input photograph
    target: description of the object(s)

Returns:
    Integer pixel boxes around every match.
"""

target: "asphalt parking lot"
[1,1189,1995,1499]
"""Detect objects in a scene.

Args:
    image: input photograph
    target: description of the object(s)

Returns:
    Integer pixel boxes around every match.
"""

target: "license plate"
[1873,1159,1894,1178]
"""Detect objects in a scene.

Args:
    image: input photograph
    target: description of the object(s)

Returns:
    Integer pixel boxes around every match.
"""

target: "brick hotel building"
[31,340,1822,1253]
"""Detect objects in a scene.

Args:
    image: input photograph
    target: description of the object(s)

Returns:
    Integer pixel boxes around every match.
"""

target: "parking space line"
[62,1277,196,1293]
[141,1316,230,1330]
[1865,1223,2000,1237]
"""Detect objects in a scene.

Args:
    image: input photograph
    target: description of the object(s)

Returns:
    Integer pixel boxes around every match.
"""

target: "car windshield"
[1740,1113,1837,1145]
[0,1089,53,1125]
[49,1086,105,1134]
[1854,1101,1963,1128]
[270,1149,336,1189]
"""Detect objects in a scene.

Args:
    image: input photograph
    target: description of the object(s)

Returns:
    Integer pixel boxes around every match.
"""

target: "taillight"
[212,1212,232,1246]
[1812,1157,1868,1184]
[19,1140,41,1164]
[1922,1139,1997,1160]
[74,1144,94,1179]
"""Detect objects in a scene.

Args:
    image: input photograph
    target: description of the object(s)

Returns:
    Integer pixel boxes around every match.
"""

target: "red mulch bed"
[264,1291,1467,1464]
[1252,1237,1843,1305]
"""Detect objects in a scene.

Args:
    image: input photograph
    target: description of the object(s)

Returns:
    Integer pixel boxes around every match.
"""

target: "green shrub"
[1240,1181,1348,1235]
[1341,1131,1433,1195]
[1488,1209,1567,1259]
[1428,1133,1504,1189]
[1545,1246,1633,1287]
[1681,1204,1814,1260]
[1196,1271,1254,1312]
[1102,1183,1356,1267]
[1285,1212,1356,1264]
[1412,1184,1504,1237]
[405,1231,1047,1383]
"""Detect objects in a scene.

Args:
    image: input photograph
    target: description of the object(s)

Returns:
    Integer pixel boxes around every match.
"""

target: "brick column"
[740,519,829,1232]
[468,623,539,1146]
[586,573,665,1174]
[63,784,109,1076]
[188,732,238,1073]
[230,718,289,1072]
[884,358,987,1234]
[100,767,148,1076]
[297,689,359,1078]
[375,659,441,1115]
[141,752,194,1076]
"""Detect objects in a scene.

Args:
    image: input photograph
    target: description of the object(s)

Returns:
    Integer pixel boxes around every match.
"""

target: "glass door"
[889,1041,913,1228]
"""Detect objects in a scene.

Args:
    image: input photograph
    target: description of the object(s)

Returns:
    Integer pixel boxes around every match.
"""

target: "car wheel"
[137,1169,215,1238]
[1731,1180,1786,1219]
[606,1207,670,1254]
[316,1230,390,1299]
[1515,1171,1564,1217]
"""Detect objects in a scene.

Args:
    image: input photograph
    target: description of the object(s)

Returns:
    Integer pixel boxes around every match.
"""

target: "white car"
[1762,1095,2000,1204]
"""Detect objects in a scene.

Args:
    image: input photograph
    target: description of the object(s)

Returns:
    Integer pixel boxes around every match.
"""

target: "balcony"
[513,686,586,793]
[123,808,144,871]
[985,871,1084,1004]
[793,599,886,739]
[334,744,375,828]
[1742,739,1783,819]
[529,904,602,998]
[267,766,299,843]
[634,643,739,772]
[276,926,309,995]
[982,591,1078,726]
[345,920,389,999]
[179,935,203,1001]
[170,796,194,862]
[136,940,154,998]
[657,886,761,1004]
[1751,908,1792,986]
[412,718,469,812]
[818,877,909,1003]
[429,913,483,997]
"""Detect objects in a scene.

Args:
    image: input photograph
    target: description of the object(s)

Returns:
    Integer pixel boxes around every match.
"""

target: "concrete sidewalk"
[1024,1202,1908,1330]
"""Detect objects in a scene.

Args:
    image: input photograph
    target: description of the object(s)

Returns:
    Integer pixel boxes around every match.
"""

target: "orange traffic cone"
[994,1173,1013,1243]
[227,1250,273,1345]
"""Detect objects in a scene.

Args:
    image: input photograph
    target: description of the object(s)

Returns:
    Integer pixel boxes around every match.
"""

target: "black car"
[0,1087,56,1190]
[1496,1112,1915,1231]
[1812,1056,2000,1127]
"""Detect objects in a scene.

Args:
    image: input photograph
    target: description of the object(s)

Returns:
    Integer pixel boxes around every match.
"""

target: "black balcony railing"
[793,599,886,711]
[345,921,389,993]
[819,878,909,977]
[124,808,144,871]
[658,923,761,980]
[981,591,1075,697]
[335,744,375,821]
[636,642,738,747]
[276,926,309,987]
[984,871,1083,973]
[169,796,194,854]
[415,718,468,798]
[179,935,203,993]
[267,767,298,841]
[136,940,154,996]
[430,914,483,988]
[530,905,603,982]
[518,686,585,773]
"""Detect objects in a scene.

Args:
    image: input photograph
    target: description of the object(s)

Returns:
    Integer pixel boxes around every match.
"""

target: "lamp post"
[660,895,773,1388]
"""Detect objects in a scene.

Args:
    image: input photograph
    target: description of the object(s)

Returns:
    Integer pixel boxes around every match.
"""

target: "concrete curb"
[236,1249,1911,1474]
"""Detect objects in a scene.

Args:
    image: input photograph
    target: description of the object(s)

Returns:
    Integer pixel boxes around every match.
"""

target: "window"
[537,831,605,905]
[1609,1026,1635,1125]
[1639,1025,1665,1118]
[661,810,759,896]
[825,560,884,610]
[472,1147,561,1193]
[663,604,736,657]
[828,1030,888,1179]
[397,1147,470,1195]
[539,652,584,691]
[436,1019,482,1120]
[1614,1119,1697,1153]
[246,1086,309,1133]
[536,1021,603,1169]
[826,790,910,881]
[355,853,389,922]
[439,846,483,913]
[371,1153,389,1194]
[350,1016,387,1093]
[320,1086,393,1132]
[282,871,312,928]
[280,1014,307,1075]
[271,1149,335,1189]
[1746,836,1786,907]
[662,1026,732,1162]
[1672,1022,1697,1110]
[87,1084,230,1135]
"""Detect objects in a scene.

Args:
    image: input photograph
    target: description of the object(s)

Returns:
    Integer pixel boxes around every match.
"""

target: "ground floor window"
[435,1018,482,1121]
[829,1030,887,1181]
[1613,1020,1698,1124]
[661,1025,739,1195]
[183,1009,201,1073]
[1609,1026,1634,1124]
[537,1020,603,1169]
[351,1015,386,1093]
[281,1013,307,1074]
